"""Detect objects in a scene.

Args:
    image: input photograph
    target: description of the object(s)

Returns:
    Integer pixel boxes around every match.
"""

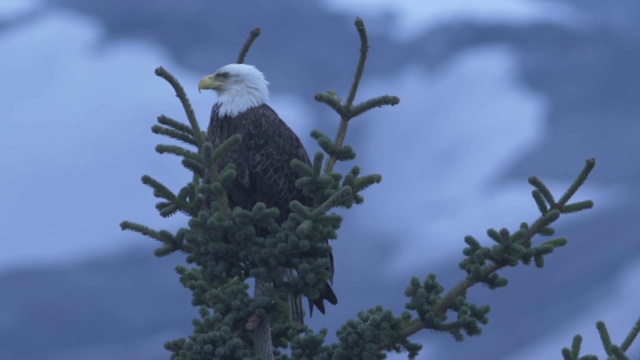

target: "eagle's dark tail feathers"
[309,282,338,316]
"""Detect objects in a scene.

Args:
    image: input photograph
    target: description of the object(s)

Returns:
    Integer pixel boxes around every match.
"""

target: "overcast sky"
[322,0,580,39]
[1,2,635,359]
[0,0,615,280]
[0,0,582,270]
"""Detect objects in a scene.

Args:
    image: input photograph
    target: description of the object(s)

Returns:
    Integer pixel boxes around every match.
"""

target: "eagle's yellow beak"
[198,74,224,93]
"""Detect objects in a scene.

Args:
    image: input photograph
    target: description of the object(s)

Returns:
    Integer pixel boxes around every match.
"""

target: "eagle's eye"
[216,72,230,80]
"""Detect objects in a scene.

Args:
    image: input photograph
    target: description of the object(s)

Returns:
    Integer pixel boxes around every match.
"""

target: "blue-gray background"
[1,1,638,359]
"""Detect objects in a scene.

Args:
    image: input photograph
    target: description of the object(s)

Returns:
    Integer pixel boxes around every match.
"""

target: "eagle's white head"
[198,64,269,117]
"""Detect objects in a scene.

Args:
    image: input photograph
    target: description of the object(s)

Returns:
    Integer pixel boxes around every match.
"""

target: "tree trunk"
[253,278,274,360]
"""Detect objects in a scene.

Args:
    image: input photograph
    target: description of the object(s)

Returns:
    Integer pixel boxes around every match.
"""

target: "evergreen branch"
[324,119,349,173]
[350,95,400,118]
[311,152,325,177]
[531,190,549,214]
[570,335,582,359]
[201,135,241,220]
[202,142,232,219]
[155,144,200,162]
[152,124,197,146]
[540,237,567,248]
[120,222,183,254]
[314,17,399,174]
[487,228,503,243]
[236,27,261,64]
[319,18,369,173]
[528,176,556,206]
[563,318,639,360]
[129,20,391,359]
[126,18,609,360]
[620,317,640,351]
[313,92,344,117]
[201,141,218,181]
[142,175,177,202]
[119,220,161,240]
[176,185,198,215]
[379,159,596,352]
[140,175,193,217]
[212,134,242,164]
[311,186,353,216]
[608,345,628,360]
[345,17,368,108]
[341,167,382,207]
[557,158,596,207]
[561,200,594,214]
[181,158,204,178]
[289,186,351,220]
[529,209,560,232]
[290,158,313,177]
[335,145,355,161]
[157,202,178,218]
[352,173,382,193]
[154,66,204,147]
[218,166,237,189]
[311,131,337,157]
[294,151,342,206]
[157,115,194,136]
[154,67,204,186]
[597,321,613,356]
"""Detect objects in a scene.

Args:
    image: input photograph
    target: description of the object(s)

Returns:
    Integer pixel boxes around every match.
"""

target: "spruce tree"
[121,17,640,359]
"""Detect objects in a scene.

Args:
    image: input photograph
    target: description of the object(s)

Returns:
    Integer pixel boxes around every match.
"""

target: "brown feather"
[206,103,337,318]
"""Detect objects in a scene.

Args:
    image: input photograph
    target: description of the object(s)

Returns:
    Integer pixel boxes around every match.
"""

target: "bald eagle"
[198,64,337,324]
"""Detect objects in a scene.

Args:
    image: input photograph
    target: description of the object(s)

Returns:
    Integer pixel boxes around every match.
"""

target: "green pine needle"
[350,95,400,118]
[314,92,345,116]
[154,66,202,146]
[212,134,242,164]
[181,158,204,177]
[157,115,194,135]
[290,159,313,177]
[561,200,595,214]
[557,158,596,206]
[152,124,197,146]
[236,27,261,64]
[312,186,353,215]
[120,221,161,241]
[487,228,501,243]
[142,175,177,201]
[597,320,613,356]
[155,144,200,161]
[528,176,556,206]
[620,317,640,351]
[532,189,549,214]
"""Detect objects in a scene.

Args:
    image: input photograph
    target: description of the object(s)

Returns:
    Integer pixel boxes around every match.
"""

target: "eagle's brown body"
[206,102,337,317]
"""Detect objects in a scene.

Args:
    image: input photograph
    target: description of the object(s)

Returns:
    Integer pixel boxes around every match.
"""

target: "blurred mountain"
[0,246,194,360]
[2,0,639,359]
